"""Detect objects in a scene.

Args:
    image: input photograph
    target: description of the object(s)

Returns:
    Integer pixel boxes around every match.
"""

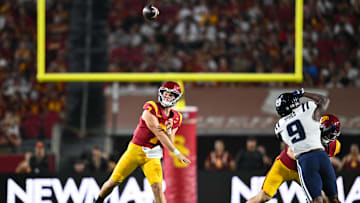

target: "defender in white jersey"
[275,99,323,157]
[274,89,340,203]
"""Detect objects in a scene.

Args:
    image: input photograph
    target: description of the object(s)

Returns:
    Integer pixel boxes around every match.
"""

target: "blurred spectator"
[15,141,50,174]
[72,159,88,174]
[15,152,32,173]
[107,152,119,172]
[342,144,360,171]
[0,110,21,152]
[87,146,108,173]
[29,141,50,174]
[257,145,272,169]
[236,137,264,170]
[204,139,235,171]
[330,156,343,172]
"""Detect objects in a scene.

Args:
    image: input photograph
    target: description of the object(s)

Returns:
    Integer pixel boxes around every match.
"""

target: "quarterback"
[246,114,341,203]
[95,81,190,203]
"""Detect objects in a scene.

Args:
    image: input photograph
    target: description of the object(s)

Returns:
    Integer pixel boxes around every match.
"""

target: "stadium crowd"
[0,0,67,153]
[0,0,359,174]
[108,0,360,87]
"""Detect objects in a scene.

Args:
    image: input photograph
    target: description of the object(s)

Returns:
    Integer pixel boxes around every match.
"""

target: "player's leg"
[327,196,341,203]
[151,182,165,203]
[141,158,165,203]
[247,190,271,203]
[247,159,288,203]
[319,152,340,203]
[322,190,330,203]
[312,196,323,203]
[296,153,323,203]
[95,143,140,202]
[95,179,120,203]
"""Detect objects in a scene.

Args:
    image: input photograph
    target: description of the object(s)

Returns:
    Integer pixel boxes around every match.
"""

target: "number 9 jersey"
[275,101,324,157]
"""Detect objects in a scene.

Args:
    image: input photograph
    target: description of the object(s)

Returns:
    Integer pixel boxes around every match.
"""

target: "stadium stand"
[108,0,360,87]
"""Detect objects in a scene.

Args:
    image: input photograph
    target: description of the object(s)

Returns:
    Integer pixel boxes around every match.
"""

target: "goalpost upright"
[37,0,303,83]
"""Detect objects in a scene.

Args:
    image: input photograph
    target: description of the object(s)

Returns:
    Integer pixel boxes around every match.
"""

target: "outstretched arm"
[142,110,190,164]
[303,91,330,120]
[293,88,330,120]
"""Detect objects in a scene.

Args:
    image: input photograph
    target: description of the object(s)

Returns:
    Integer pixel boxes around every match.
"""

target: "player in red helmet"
[95,81,190,203]
[158,81,182,107]
[320,114,341,146]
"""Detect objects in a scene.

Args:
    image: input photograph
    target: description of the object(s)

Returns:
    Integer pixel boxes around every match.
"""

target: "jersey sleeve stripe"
[334,140,341,156]
[178,112,183,126]
[146,101,162,118]
[306,101,309,110]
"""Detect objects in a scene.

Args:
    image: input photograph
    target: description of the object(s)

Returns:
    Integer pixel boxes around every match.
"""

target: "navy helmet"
[275,93,300,117]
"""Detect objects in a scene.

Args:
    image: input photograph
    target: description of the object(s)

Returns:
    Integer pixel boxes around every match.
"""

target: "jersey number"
[286,120,306,144]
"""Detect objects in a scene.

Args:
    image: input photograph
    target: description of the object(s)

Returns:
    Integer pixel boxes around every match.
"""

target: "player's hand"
[176,153,191,165]
[165,119,173,135]
[165,119,173,130]
[292,88,304,98]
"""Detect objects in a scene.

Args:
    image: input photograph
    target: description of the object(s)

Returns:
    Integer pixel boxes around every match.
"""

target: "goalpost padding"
[163,107,198,203]
[37,0,303,82]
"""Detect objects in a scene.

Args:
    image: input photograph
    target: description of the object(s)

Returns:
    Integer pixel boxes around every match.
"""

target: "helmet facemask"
[320,125,340,145]
[158,87,182,107]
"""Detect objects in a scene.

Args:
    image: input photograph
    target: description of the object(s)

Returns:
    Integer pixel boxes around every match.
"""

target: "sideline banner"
[198,171,360,203]
[0,171,358,203]
[163,106,198,203]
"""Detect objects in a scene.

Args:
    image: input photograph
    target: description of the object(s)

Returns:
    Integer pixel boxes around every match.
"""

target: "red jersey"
[279,140,341,170]
[324,140,341,157]
[343,159,360,171]
[131,101,183,148]
[206,151,234,170]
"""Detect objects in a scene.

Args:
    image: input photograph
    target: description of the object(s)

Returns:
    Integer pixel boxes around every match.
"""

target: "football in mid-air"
[142,4,160,21]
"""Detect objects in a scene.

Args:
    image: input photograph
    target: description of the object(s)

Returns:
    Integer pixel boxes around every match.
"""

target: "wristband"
[173,148,181,156]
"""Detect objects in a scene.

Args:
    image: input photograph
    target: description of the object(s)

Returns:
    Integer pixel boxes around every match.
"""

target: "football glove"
[292,88,304,98]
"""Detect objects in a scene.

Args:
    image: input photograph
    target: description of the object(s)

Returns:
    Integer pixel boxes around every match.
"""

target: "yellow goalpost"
[37,0,303,82]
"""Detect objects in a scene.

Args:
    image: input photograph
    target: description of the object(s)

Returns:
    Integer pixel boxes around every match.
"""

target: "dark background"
[111,134,360,170]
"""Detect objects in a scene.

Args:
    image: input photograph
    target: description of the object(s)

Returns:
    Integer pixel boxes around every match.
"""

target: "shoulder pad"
[143,101,162,118]
[172,110,183,128]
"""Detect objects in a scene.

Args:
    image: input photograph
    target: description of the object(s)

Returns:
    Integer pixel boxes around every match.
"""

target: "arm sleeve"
[326,140,341,157]
[173,112,183,129]
[306,101,318,115]
[143,101,158,117]
[274,121,283,141]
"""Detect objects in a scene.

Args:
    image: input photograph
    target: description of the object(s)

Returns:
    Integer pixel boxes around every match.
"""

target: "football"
[142,4,160,21]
